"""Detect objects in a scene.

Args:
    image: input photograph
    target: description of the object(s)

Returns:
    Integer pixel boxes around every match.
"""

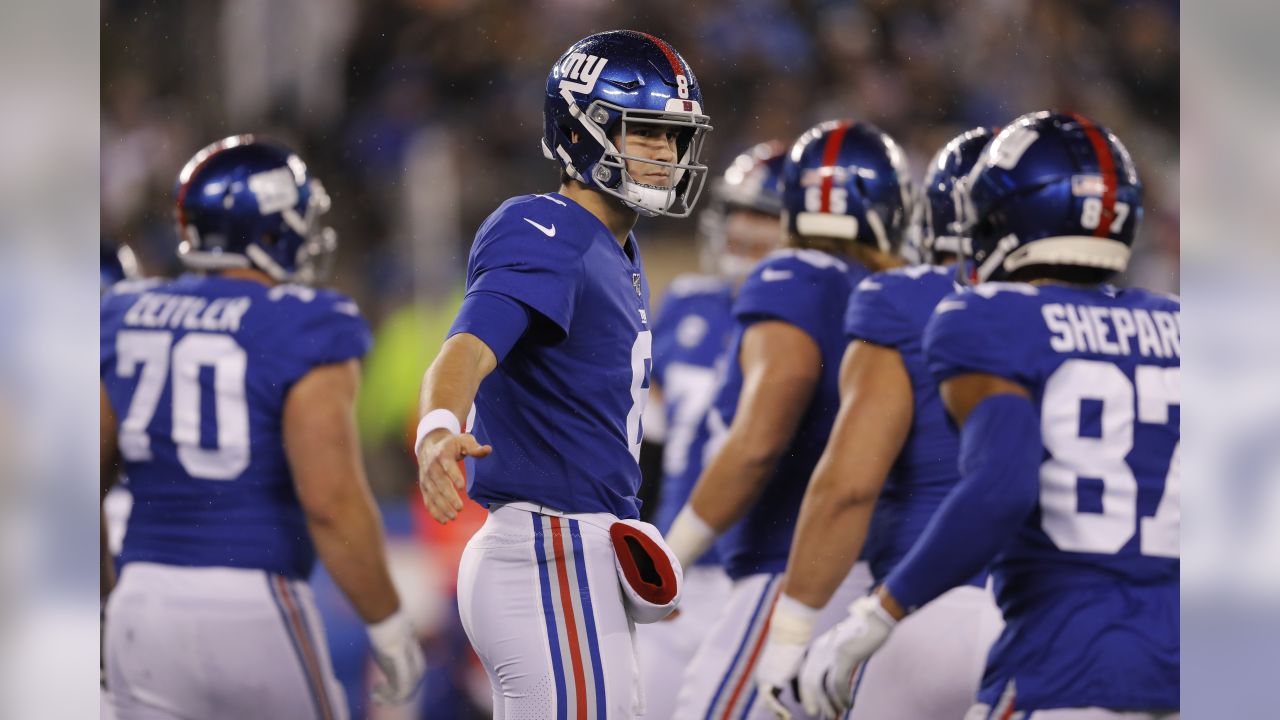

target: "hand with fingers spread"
[416,424,491,524]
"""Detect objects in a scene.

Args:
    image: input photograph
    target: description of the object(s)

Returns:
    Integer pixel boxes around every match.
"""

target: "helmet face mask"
[914,126,995,265]
[175,135,336,285]
[543,30,713,218]
[957,111,1143,285]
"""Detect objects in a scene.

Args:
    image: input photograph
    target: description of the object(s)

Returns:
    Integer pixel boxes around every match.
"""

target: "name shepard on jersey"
[123,293,252,333]
[1042,303,1180,358]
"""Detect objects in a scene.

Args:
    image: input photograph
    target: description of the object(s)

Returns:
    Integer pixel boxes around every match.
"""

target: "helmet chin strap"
[621,179,676,216]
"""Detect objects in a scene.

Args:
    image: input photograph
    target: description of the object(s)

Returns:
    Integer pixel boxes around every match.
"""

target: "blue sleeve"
[844,273,913,348]
[466,209,586,339]
[923,289,1037,386]
[290,294,373,368]
[448,291,532,364]
[733,257,832,344]
[882,393,1041,610]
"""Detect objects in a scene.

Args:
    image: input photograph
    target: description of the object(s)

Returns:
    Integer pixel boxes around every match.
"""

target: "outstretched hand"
[416,429,492,523]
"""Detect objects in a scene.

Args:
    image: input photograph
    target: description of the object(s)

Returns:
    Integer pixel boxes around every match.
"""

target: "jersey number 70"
[115,330,251,480]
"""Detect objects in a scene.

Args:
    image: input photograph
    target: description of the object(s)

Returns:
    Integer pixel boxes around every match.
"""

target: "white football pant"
[457,504,638,719]
[673,562,874,720]
[634,564,733,718]
[847,583,1004,720]
[105,562,348,720]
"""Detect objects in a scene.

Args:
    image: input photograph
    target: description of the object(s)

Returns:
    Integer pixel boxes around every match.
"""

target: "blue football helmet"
[542,29,713,217]
[174,135,335,284]
[781,120,912,254]
[697,140,788,278]
[101,240,140,292]
[961,110,1142,283]
[913,126,995,264]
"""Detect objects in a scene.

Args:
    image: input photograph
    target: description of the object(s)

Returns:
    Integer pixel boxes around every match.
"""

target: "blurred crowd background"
[100,0,1179,716]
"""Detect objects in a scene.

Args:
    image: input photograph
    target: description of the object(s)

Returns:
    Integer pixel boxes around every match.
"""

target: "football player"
[635,141,788,720]
[754,127,1005,719]
[797,111,1180,720]
[100,136,425,719]
[412,30,712,718]
[663,120,912,720]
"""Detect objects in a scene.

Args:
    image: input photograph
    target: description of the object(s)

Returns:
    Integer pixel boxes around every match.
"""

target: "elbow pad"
[610,519,683,623]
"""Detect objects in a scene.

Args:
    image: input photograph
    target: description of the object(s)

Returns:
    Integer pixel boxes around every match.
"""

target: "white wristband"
[415,409,461,458]
[769,593,820,644]
[664,505,717,570]
[366,609,414,652]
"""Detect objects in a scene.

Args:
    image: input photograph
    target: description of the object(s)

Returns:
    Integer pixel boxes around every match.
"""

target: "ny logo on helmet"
[559,52,608,94]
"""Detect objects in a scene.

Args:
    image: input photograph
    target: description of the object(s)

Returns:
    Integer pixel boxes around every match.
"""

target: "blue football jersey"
[456,193,652,519]
[100,274,372,579]
[649,274,735,563]
[843,264,981,585]
[711,248,871,579]
[924,282,1180,712]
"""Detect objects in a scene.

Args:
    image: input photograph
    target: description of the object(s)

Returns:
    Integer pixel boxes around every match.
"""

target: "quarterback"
[413,30,712,719]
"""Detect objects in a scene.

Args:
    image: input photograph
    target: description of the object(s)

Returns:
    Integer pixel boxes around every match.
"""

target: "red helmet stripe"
[634,31,685,79]
[174,135,254,231]
[819,122,852,212]
[1070,113,1118,238]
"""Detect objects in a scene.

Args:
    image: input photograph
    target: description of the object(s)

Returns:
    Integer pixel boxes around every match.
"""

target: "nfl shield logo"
[632,273,642,297]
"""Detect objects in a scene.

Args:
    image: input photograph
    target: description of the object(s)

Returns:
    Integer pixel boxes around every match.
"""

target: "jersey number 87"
[1039,359,1179,558]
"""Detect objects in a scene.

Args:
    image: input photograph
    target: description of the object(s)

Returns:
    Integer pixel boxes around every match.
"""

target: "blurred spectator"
[104,0,1179,310]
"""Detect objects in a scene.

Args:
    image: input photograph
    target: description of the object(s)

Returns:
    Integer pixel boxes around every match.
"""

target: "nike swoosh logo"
[761,268,793,282]
[524,218,556,237]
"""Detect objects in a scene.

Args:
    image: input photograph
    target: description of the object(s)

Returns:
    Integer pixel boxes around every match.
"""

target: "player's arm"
[877,371,1038,618]
[415,331,497,523]
[100,381,119,599]
[286,360,401,624]
[666,320,821,568]
[755,341,912,713]
[286,359,425,703]
[793,372,1040,717]
[781,340,912,608]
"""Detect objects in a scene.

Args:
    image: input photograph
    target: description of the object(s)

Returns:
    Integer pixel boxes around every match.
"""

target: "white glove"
[797,594,897,718]
[367,610,427,704]
[755,594,820,719]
